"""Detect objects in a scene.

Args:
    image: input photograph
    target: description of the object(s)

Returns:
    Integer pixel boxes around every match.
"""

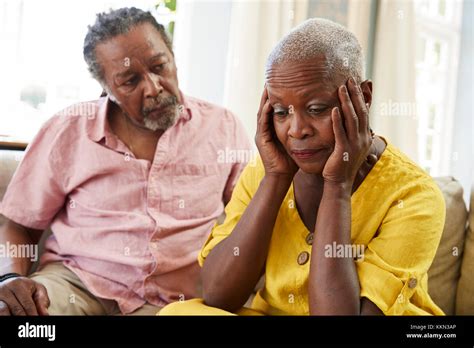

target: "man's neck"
[108,102,163,138]
[107,101,163,161]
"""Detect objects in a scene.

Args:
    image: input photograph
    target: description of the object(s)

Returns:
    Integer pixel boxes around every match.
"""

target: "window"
[414,0,463,175]
[0,0,175,146]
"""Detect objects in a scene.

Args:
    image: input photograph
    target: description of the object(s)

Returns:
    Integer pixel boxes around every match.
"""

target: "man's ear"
[360,80,372,107]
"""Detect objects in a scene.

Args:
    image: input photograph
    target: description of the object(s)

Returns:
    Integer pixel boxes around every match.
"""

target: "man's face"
[95,22,181,131]
[266,56,347,174]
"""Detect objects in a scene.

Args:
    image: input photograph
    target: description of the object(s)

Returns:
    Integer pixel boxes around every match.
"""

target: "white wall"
[173,0,232,106]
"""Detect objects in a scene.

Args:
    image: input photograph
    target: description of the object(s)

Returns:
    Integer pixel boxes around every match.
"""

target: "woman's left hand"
[322,77,373,185]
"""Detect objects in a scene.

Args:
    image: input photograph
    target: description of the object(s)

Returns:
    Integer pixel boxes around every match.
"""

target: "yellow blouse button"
[305,233,314,245]
[297,251,310,265]
[408,278,417,289]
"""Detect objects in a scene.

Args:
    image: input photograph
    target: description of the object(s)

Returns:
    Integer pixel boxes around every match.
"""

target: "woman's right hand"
[255,87,298,178]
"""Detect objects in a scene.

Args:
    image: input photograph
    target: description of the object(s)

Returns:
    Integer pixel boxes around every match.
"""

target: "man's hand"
[255,87,298,179]
[0,277,50,316]
[322,77,372,185]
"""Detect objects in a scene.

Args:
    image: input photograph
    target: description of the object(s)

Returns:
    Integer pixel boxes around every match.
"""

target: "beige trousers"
[29,262,161,315]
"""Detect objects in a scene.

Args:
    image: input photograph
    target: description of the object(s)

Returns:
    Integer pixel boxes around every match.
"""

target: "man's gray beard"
[143,106,179,131]
[105,88,179,132]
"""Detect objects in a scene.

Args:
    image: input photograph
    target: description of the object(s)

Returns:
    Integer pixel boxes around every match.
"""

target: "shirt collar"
[178,91,193,122]
[86,96,110,143]
[86,91,193,144]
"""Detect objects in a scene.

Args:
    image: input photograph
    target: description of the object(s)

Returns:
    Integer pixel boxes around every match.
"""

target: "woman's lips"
[291,149,326,160]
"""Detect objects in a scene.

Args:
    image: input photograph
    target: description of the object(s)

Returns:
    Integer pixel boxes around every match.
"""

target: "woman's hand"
[322,78,372,185]
[255,87,298,178]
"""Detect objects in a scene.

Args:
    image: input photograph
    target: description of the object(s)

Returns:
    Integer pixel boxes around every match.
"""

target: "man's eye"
[153,64,165,73]
[123,77,138,86]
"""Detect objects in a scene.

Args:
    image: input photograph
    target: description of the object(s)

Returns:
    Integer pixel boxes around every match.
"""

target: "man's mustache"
[143,95,178,115]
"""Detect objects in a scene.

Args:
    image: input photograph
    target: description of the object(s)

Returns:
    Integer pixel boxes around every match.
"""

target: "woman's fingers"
[257,87,272,138]
[259,99,273,137]
[338,82,358,139]
[347,78,369,135]
[257,86,269,123]
[331,107,347,146]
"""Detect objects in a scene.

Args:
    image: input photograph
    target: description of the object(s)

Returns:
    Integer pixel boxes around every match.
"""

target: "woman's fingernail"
[349,77,355,84]
[341,85,347,93]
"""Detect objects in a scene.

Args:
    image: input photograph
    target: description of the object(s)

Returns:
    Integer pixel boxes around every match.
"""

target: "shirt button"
[305,233,314,245]
[408,278,417,289]
[297,251,310,265]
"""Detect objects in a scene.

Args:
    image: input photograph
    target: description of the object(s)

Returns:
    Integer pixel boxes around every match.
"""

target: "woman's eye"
[308,107,327,114]
[273,110,288,117]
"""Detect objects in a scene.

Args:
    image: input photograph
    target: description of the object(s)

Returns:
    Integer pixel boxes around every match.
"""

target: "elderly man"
[0,7,250,315]
[160,18,445,316]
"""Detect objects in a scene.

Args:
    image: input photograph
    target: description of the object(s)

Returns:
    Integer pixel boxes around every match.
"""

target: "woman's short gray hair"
[266,18,365,83]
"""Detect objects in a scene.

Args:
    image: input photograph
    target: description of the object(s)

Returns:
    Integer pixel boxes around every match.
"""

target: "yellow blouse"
[198,139,446,315]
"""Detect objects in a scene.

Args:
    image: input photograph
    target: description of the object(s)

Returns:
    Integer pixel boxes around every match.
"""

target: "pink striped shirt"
[0,94,251,313]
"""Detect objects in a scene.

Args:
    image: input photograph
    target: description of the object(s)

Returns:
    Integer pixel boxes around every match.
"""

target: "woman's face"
[266,56,371,174]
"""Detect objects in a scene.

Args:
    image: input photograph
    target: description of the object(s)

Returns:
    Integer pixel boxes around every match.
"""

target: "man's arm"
[0,219,43,275]
[0,114,68,316]
[0,218,50,315]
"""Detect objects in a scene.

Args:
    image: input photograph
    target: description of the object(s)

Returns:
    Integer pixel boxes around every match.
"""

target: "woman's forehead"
[266,60,344,98]
[266,58,331,80]
[267,79,338,104]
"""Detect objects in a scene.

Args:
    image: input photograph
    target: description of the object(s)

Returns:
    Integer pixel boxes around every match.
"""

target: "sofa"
[1,149,473,315]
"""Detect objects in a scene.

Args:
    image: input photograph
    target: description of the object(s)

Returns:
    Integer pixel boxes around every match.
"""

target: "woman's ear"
[360,80,372,107]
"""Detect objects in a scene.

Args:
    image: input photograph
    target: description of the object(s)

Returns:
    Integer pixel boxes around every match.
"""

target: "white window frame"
[414,0,463,175]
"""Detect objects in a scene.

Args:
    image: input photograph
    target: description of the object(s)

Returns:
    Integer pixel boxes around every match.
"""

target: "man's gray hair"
[266,18,365,83]
[83,7,172,85]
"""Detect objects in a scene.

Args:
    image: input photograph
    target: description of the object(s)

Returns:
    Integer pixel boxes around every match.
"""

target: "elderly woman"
[160,18,445,315]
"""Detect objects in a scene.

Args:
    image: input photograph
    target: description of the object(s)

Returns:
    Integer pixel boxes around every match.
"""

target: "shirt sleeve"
[355,181,446,315]
[199,156,263,267]
[0,116,67,230]
[222,110,253,205]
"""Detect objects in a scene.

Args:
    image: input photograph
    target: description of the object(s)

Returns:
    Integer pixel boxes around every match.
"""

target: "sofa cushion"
[428,177,468,315]
[456,183,474,314]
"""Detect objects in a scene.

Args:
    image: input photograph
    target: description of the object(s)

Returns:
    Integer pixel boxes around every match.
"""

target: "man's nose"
[143,73,163,99]
[288,112,313,139]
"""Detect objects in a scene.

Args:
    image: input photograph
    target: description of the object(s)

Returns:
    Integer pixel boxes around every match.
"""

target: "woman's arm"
[309,181,360,314]
[308,78,378,315]
[202,88,298,312]
[202,174,291,312]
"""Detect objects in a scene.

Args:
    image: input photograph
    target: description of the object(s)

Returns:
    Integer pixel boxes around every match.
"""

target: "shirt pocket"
[170,163,226,219]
